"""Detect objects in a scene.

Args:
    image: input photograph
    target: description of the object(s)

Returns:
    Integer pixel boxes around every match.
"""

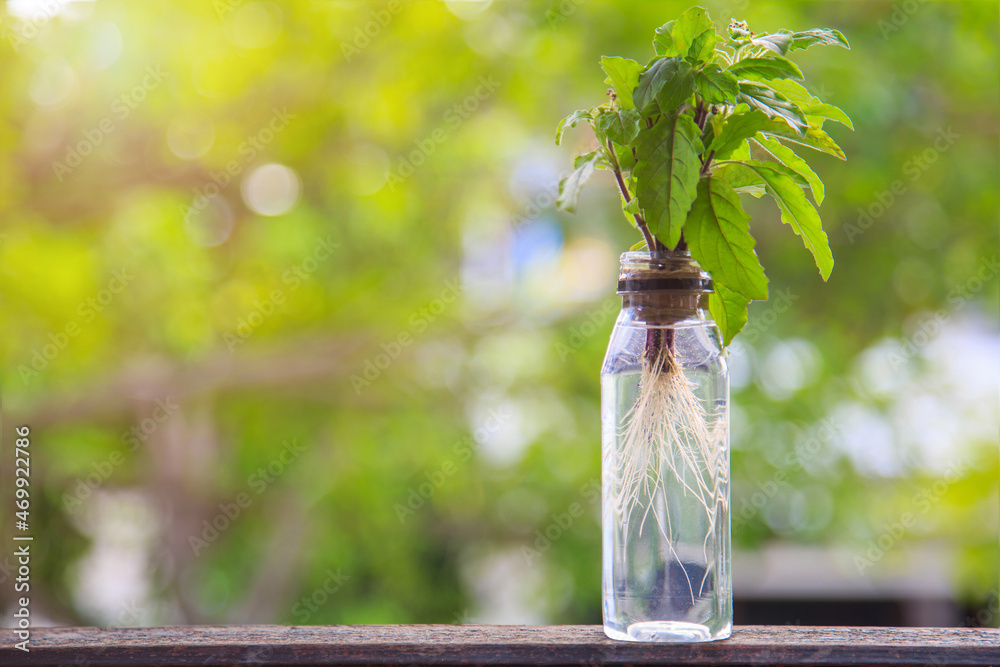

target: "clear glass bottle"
[601,250,731,642]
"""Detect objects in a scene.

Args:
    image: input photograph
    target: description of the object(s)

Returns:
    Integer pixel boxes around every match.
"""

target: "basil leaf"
[596,107,642,145]
[555,109,595,145]
[685,176,769,301]
[723,162,833,280]
[738,81,808,133]
[671,7,717,62]
[802,102,854,130]
[710,283,751,347]
[653,20,679,56]
[557,150,602,212]
[715,161,765,197]
[708,110,768,159]
[728,56,803,81]
[767,79,820,107]
[634,57,696,116]
[788,28,850,51]
[600,56,643,110]
[751,33,792,55]
[754,135,825,205]
[634,112,704,249]
[759,119,846,160]
[697,64,739,104]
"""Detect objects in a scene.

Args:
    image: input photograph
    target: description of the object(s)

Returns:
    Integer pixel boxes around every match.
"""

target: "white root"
[614,346,726,604]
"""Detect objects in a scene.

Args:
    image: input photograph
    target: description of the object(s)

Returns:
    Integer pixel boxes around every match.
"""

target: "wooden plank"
[0,625,996,666]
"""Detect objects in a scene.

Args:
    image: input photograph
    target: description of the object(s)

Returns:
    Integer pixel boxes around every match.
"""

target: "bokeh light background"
[0,0,997,627]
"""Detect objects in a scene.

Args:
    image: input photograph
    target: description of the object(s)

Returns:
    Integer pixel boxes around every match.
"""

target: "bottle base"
[603,620,732,643]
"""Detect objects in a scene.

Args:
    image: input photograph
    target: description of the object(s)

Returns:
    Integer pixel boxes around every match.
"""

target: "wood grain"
[0,625,997,666]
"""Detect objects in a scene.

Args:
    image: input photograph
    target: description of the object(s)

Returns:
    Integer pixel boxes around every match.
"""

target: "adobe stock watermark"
[108,599,154,628]
[189,439,306,556]
[853,460,968,574]
[521,479,600,565]
[844,126,959,244]
[53,66,169,182]
[546,0,585,28]
[19,266,134,384]
[61,397,180,514]
[741,288,798,345]
[964,591,999,628]
[509,178,560,233]
[340,0,408,62]
[555,298,619,363]
[349,279,462,394]
[5,0,61,52]
[291,567,350,622]
[224,235,340,351]
[878,0,929,39]
[213,0,244,20]
[732,417,840,530]
[886,255,999,370]
[181,107,295,225]
[386,76,501,191]
[394,407,512,523]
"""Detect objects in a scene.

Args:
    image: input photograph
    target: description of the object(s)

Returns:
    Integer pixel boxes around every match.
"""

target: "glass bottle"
[601,250,731,642]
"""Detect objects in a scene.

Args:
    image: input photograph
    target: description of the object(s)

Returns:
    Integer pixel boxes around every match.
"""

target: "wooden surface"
[0,625,997,666]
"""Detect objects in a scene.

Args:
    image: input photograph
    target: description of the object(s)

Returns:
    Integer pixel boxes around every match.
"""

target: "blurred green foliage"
[0,0,997,626]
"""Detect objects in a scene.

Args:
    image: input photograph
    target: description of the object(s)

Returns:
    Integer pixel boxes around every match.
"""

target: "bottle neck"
[617,251,713,326]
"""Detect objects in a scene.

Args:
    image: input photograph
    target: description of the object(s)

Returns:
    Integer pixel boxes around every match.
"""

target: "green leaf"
[623,194,640,216]
[573,150,603,169]
[709,283,750,346]
[728,56,803,81]
[697,64,739,104]
[787,28,850,51]
[802,102,854,130]
[685,177,768,301]
[751,33,792,55]
[634,112,704,249]
[724,162,833,280]
[653,21,679,56]
[687,30,718,63]
[555,109,594,145]
[671,7,717,62]
[634,57,696,115]
[714,162,766,197]
[730,138,752,162]
[738,81,807,133]
[557,150,601,212]
[729,139,750,160]
[621,195,640,227]
[601,56,642,110]
[753,135,825,205]
[759,119,846,160]
[613,140,636,171]
[708,109,768,159]
[629,239,649,251]
[596,107,642,145]
[766,79,820,107]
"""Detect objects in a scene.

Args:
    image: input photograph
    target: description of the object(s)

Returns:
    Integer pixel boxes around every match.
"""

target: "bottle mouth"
[617,251,712,295]
[620,249,691,260]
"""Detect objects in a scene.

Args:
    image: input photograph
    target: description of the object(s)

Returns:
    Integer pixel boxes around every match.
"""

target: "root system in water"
[614,339,725,601]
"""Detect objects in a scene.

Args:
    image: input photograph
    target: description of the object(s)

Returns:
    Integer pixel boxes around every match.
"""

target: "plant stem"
[645,327,675,374]
[665,327,675,371]
[694,100,709,131]
[700,149,716,177]
[606,138,659,252]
